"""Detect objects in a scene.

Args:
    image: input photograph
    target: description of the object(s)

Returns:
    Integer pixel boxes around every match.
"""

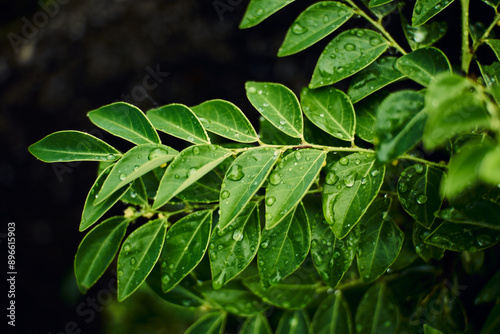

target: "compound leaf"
[311,291,353,334]
[395,47,451,87]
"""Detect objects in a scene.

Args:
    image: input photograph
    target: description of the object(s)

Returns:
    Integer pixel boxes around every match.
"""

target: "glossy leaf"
[153,145,231,209]
[485,39,500,60]
[278,2,354,57]
[354,283,399,334]
[480,146,500,185]
[323,152,385,239]
[87,102,160,145]
[258,116,302,145]
[395,47,451,87]
[117,218,167,301]
[185,313,226,334]
[265,149,325,229]
[361,0,397,17]
[96,144,177,204]
[436,200,500,231]
[259,204,310,287]
[75,217,130,292]
[210,203,260,289]
[413,220,445,262]
[356,199,404,282]
[311,212,355,287]
[425,221,499,252]
[240,0,296,29]
[310,29,389,88]
[176,161,229,203]
[348,57,404,103]
[147,104,210,144]
[120,177,148,206]
[29,131,121,163]
[412,0,455,27]
[478,61,500,105]
[401,15,447,51]
[160,210,212,293]
[191,99,258,143]
[398,165,445,228]
[246,81,303,138]
[354,91,388,143]
[311,291,353,334]
[218,147,280,230]
[475,270,500,304]
[276,310,311,334]
[301,87,355,141]
[240,314,273,334]
[374,90,426,163]
[369,0,394,6]
[80,165,131,231]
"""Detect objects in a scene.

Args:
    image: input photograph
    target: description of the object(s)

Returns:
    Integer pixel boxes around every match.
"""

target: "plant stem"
[471,12,500,56]
[461,0,472,73]
[399,154,448,169]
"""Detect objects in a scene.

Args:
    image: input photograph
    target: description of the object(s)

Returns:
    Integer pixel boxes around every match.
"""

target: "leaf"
[160,210,212,293]
[75,217,130,292]
[243,275,317,309]
[413,220,445,262]
[278,2,354,57]
[185,313,226,334]
[301,87,355,141]
[361,0,397,17]
[147,104,210,144]
[199,280,267,316]
[246,81,303,138]
[210,203,261,289]
[310,29,389,88]
[482,0,500,8]
[481,304,500,334]
[28,131,121,163]
[190,99,258,143]
[397,164,445,228]
[117,218,167,301]
[218,147,280,230]
[258,116,302,145]
[176,161,230,203]
[354,91,389,143]
[412,0,455,27]
[265,149,326,229]
[424,324,445,334]
[96,144,177,204]
[259,204,310,287]
[401,15,447,51]
[153,145,231,209]
[303,117,351,147]
[311,291,353,334]
[478,61,500,105]
[120,177,148,206]
[276,310,311,334]
[323,152,385,239]
[369,0,394,6]
[354,283,399,334]
[480,145,500,185]
[436,200,500,231]
[240,314,273,334]
[311,212,355,287]
[374,90,426,163]
[485,39,500,60]
[395,47,451,87]
[356,199,404,283]
[87,102,160,145]
[239,0,296,29]
[80,165,131,231]
[347,57,404,103]
[475,270,500,304]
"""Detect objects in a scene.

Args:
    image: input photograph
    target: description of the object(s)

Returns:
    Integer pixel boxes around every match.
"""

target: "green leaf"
[29,131,121,163]
[395,47,451,87]
[117,218,167,301]
[176,161,229,203]
[481,303,500,334]
[374,90,426,163]
[347,57,404,103]
[436,200,500,231]
[265,149,325,229]
[278,2,354,57]
[153,145,231,209]
[190,99,258,143]
[239,0,296,29]
[259,204,310,287]
[401,15,447,51]
[361,0,397,17]
[160,210,212,292]
[480,146,500,185]
[310,29,389,88]
[120,177,148,206]
[147,104,210,144]
[478,61,500,105]
[412,0,455,27]
[424,324,445,334]
[311,212,355,287]
[276,310,311,334]
[356,199,404,283]
[218,147,280,230]
[80,165,131,231]
[75,217,130,292]
[413,221,445,262]
[301,87,355,141]
[96,144,177,204]
[475,270,500,304]
[185,313,226,334]
[397,165,445,228]
[311,291,353,334]
[369,0,394,6]
[485,39,500,60]
[354,283,399,334]
[243,275,317,309]
[246,81,303,138]
[258,116,301,145]
[240,314,273,334]
[210,203,260,289]
[87,102,160,145]
[354,91,388,143]
[323,152,385,239]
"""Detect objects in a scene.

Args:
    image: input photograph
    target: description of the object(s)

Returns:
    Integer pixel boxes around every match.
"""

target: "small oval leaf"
[240,314,273,334]
[412,0,455,27]
[276,310,311,334]
[395,47,451,87]
[354,283,399,334]
[354,91,389,143]
[239,0,296,29]
[185,313,226,334]
[311,291,353,334]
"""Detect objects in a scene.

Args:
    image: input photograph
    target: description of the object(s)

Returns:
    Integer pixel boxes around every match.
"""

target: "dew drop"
[221,190,230,199]
[269,172,282,185]
[148,148,168,160]
[266,196,276,206]
[130,257,136,265]
[414,164,424,173]
[187,167,198,177]
[260,241,269,249]
[227,164,244,181]
[292,22,307,34]
[162,274,171,284]
[295,151,302,160]
[339,157,349,165]
[123,244,131,252]
[192,146,200,155]
[217,244,224,251]
[344,172,357,187]
[168,264,174,269]
[371,169,380,177]
[232,229,244,241]
[416,194,427,204]
[369,37,381,46]
[399,182,408,193]
[325,171,339,185]
[107,154,116,160]
[265,213,272,220]
[119,173,126,180]
[344,43,355,51]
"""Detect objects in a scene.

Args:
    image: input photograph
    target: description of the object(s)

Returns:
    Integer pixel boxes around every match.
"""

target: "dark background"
[0,0,494,333]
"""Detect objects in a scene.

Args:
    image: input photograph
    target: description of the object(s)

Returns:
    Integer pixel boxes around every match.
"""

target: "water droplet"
[227,164,244,181]
[336,66,344,73]
[168,264,174,269]
[107,154,116,160]
[123,244,131,252]
[192,146,200,155]
[269,172,282,185]
[371,169,380,177]
[265,213,272,220]
[119,173,126,180]
[417,194,427,204]
[248,86,256,93]
[232,229,244,241]
[221,190,230,199]
[369,37,381,46]
[477,234,492,247]
[260,241,269,249]
[292,22,307,34]
[217,244,224,251]
[256,8,264,15]
[266,196,276,206]
[187,136,194,142]
[210,252,217,261]
[130,257,136,265]
[295,151,302,160]
[325,171,339,185]
[133,165,139,172]
[187,167,198,177]
[414,164,424,173]
[117,270,123,276]
[339,157,349,165]
[162,274,170,284]
[319,113,325,117]
[148,148,168,160]
[279,119,286,125]
[360,177,367,185]
[344,43,355,51]
[399,182,408,193]
[344,172,357,187]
